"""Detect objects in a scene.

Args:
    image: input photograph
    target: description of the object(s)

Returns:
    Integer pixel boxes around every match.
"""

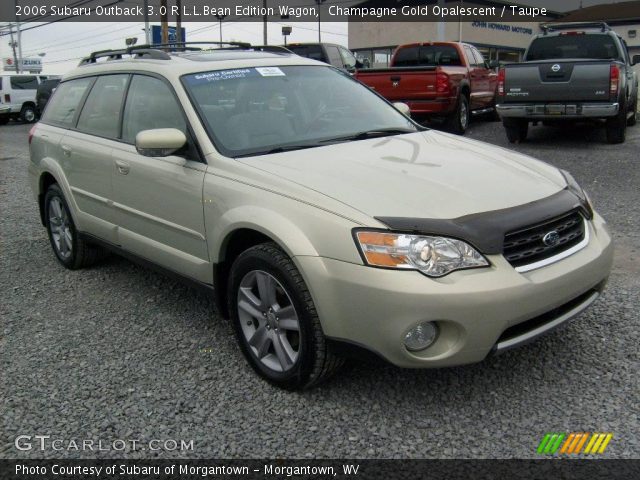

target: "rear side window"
[420,46,462,66]
[41,77,93,127]
[10,76,38,90]
[287,44,324,61]
[121,75,186,144]
[76,75,129,138]
[526,34,622,61]
[393,46,419,66]
[325,46,343,68]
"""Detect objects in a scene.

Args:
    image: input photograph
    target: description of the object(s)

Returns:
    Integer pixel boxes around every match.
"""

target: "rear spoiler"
[541,22,611,34]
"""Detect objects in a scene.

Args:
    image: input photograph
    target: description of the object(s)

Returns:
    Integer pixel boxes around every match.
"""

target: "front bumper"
[295,214,613,368]
[496,102,619,118]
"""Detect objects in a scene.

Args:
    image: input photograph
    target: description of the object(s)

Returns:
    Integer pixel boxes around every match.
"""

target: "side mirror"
[632,55,640,66]
[393,102,411,116]
[135,128,187,157]
[489,60,500,69]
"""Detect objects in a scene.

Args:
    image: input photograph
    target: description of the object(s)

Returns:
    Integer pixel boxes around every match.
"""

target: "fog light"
[404,321,439,352]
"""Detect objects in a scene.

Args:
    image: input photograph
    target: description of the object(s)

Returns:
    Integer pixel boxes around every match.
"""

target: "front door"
[110,74,209,282]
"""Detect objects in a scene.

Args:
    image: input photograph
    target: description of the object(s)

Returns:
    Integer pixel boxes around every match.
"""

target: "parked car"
[355,42,499,134]
[285,42,364,72]
[36,78,61,116]
[496,22,639,144]
[0,73,52,124]
[29,43,612,389]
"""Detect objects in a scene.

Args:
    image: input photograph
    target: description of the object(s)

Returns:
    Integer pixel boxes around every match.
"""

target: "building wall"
[349,21,640,66]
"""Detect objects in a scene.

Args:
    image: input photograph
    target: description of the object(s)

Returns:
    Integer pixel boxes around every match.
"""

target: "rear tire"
[606,103,627,144]
[228,242,343,389]
[44,184,107,269]
[503,118,528,143]
[445,94,469,135]
[20,104,37,124]
[627,97,637,127]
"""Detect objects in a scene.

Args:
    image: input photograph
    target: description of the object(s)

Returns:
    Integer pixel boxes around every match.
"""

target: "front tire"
[503,118,528,143]
[228,243,343,389]
[44,184,106,269]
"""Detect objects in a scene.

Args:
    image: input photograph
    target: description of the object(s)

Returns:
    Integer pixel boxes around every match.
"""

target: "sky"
[0,0,627,74]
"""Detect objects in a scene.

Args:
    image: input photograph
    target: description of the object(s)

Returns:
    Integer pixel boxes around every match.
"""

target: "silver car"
[28,44,613,389]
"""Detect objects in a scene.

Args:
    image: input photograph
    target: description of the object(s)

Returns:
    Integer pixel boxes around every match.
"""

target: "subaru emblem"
[542,230,560,246]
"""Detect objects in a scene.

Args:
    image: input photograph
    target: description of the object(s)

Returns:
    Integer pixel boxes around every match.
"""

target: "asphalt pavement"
[1,118,638,459]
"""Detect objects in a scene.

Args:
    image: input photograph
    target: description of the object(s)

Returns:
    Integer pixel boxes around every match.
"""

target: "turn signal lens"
[355,231,489,277]
[610,64,619,97]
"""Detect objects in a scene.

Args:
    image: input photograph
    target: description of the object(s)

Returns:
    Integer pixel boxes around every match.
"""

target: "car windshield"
[526,34,622,61]
[182,65,418,157]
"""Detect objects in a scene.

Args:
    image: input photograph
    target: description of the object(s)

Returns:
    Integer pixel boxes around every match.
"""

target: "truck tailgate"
[503,60,612,102]
[355,67,437,102]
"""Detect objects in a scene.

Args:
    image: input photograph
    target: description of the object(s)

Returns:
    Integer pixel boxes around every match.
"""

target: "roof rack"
[79,41,257,65]
[541,22,611,34]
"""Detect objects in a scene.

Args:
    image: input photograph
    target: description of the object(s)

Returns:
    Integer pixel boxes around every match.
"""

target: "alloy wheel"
[237,270,300,372]
[48,197,73,259]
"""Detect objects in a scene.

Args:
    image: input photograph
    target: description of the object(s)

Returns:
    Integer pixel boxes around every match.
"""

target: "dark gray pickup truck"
[496,22,639,144]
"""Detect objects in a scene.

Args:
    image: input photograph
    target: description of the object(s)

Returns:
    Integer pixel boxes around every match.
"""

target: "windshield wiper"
[319,128,417,144]
[235,144,319,158]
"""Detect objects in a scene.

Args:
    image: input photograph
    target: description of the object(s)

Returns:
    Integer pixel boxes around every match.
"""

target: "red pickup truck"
[355,42,499,134]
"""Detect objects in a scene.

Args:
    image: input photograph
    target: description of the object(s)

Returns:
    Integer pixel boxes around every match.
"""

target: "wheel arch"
[211,209,321,319]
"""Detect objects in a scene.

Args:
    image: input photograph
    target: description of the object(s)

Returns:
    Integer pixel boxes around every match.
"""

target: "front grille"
[503,210,585,268]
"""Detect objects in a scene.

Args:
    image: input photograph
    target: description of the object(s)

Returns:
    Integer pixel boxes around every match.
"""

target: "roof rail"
[150,41,252,50]
[79,46,172,65]
[79,41,284,66]
[541,22,611,34]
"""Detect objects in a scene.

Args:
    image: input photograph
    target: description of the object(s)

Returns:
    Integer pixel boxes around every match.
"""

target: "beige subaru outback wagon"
[29,44,613,389]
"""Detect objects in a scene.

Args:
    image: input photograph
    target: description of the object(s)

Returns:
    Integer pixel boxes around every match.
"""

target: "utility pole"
[262,0,268,45]
[176,0,182,44]
[215,14,226,43]
[161,0,168,44]
[8,24,20,74]
[316,0,326,43]
[15,1,23,70]
[143,0,150,44]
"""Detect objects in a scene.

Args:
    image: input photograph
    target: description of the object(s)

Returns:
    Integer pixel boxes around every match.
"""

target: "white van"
[0,73,52,124]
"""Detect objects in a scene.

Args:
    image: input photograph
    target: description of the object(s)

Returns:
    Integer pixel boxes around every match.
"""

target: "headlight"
[560,169,593,217]
[355,231,489,277]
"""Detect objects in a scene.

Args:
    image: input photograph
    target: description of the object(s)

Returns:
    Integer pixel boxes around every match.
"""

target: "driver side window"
[122,75,186,144]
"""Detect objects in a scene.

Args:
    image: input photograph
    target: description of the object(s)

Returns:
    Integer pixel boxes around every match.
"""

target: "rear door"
[9,75,39,108]
[110,74,209,281]
[61,74,129,244]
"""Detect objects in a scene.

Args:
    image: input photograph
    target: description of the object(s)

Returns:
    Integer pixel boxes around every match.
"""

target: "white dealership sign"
[2,57,43,73]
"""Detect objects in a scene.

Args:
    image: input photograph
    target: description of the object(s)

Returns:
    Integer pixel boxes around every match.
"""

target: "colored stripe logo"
[537,433,613,455]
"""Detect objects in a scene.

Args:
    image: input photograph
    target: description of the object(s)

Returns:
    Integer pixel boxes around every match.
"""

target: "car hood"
[237,131,566,220]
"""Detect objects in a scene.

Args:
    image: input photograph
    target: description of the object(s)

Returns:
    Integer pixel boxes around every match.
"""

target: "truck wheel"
[606,103,627,144]
[0,116,9,125]
[228,242,343,390]
[627,97,637,127]
[503,118,528,143]
[20,104,37,123]
[445,95,469,135]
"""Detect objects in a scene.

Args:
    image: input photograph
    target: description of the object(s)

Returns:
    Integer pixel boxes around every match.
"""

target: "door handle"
[115,160,130,175]
[61,144,71,157]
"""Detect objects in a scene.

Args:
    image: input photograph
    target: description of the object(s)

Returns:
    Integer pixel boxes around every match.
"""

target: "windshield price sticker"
[256,67,286,77]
